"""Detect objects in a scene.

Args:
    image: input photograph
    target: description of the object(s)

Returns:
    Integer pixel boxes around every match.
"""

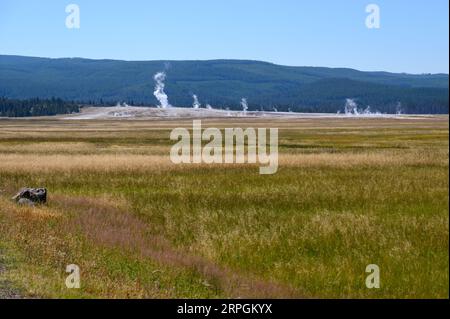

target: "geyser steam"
[344,98,359,115]
[153,72,171,108]
[192,94,201,109]
[343,98,382,116]
[241,98,248,114]
[396,102,403,115]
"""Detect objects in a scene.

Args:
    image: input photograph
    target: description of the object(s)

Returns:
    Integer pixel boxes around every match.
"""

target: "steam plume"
[192,94,201,109]
[396,102,403,115]
[153,72,170,108]
[344,98,359,115]
[241,98,248,114]
[343,98,382,116]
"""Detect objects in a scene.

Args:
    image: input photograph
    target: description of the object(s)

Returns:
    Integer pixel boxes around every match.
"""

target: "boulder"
[17,198,35,207]
[12,188,47,205]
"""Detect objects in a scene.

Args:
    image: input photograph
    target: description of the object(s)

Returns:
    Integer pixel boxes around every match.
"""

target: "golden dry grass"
[0,149,447,173]
[0,116,448,298]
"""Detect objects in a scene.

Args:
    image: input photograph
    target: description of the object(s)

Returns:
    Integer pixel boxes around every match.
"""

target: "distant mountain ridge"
[0,55,448,113]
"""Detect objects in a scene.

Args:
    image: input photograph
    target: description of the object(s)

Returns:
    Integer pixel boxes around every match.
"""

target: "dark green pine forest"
[0,97,79,117]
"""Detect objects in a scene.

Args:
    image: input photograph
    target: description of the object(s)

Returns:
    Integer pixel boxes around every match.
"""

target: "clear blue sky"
[0,0,448,74]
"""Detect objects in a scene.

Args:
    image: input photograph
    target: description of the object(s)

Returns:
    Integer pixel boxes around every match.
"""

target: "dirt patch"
[56,195,300,298]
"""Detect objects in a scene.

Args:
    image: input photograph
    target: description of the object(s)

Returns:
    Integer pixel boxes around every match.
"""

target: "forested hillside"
[0,97,80,117]
[0,55,448,113]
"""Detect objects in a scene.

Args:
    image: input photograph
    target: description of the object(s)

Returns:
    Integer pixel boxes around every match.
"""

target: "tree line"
[0,97,80,117]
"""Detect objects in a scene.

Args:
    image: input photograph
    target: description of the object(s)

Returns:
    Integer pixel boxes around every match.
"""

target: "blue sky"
[0,0,448,73]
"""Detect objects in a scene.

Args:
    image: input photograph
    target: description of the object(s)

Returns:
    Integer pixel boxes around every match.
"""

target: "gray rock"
[17,198,35,206]
[11,187,47,205]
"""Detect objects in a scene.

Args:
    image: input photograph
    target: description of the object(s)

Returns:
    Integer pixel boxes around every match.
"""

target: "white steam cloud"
[396,102,403,115]
[153,72,171,108]
[344,98,359,115]
[115,102,130,108]
[343,98,382,116]
[192,94,201,109]
[241,98,248,114]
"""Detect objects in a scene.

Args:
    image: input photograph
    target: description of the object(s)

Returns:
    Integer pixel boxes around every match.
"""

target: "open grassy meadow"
[0,116,448,298]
